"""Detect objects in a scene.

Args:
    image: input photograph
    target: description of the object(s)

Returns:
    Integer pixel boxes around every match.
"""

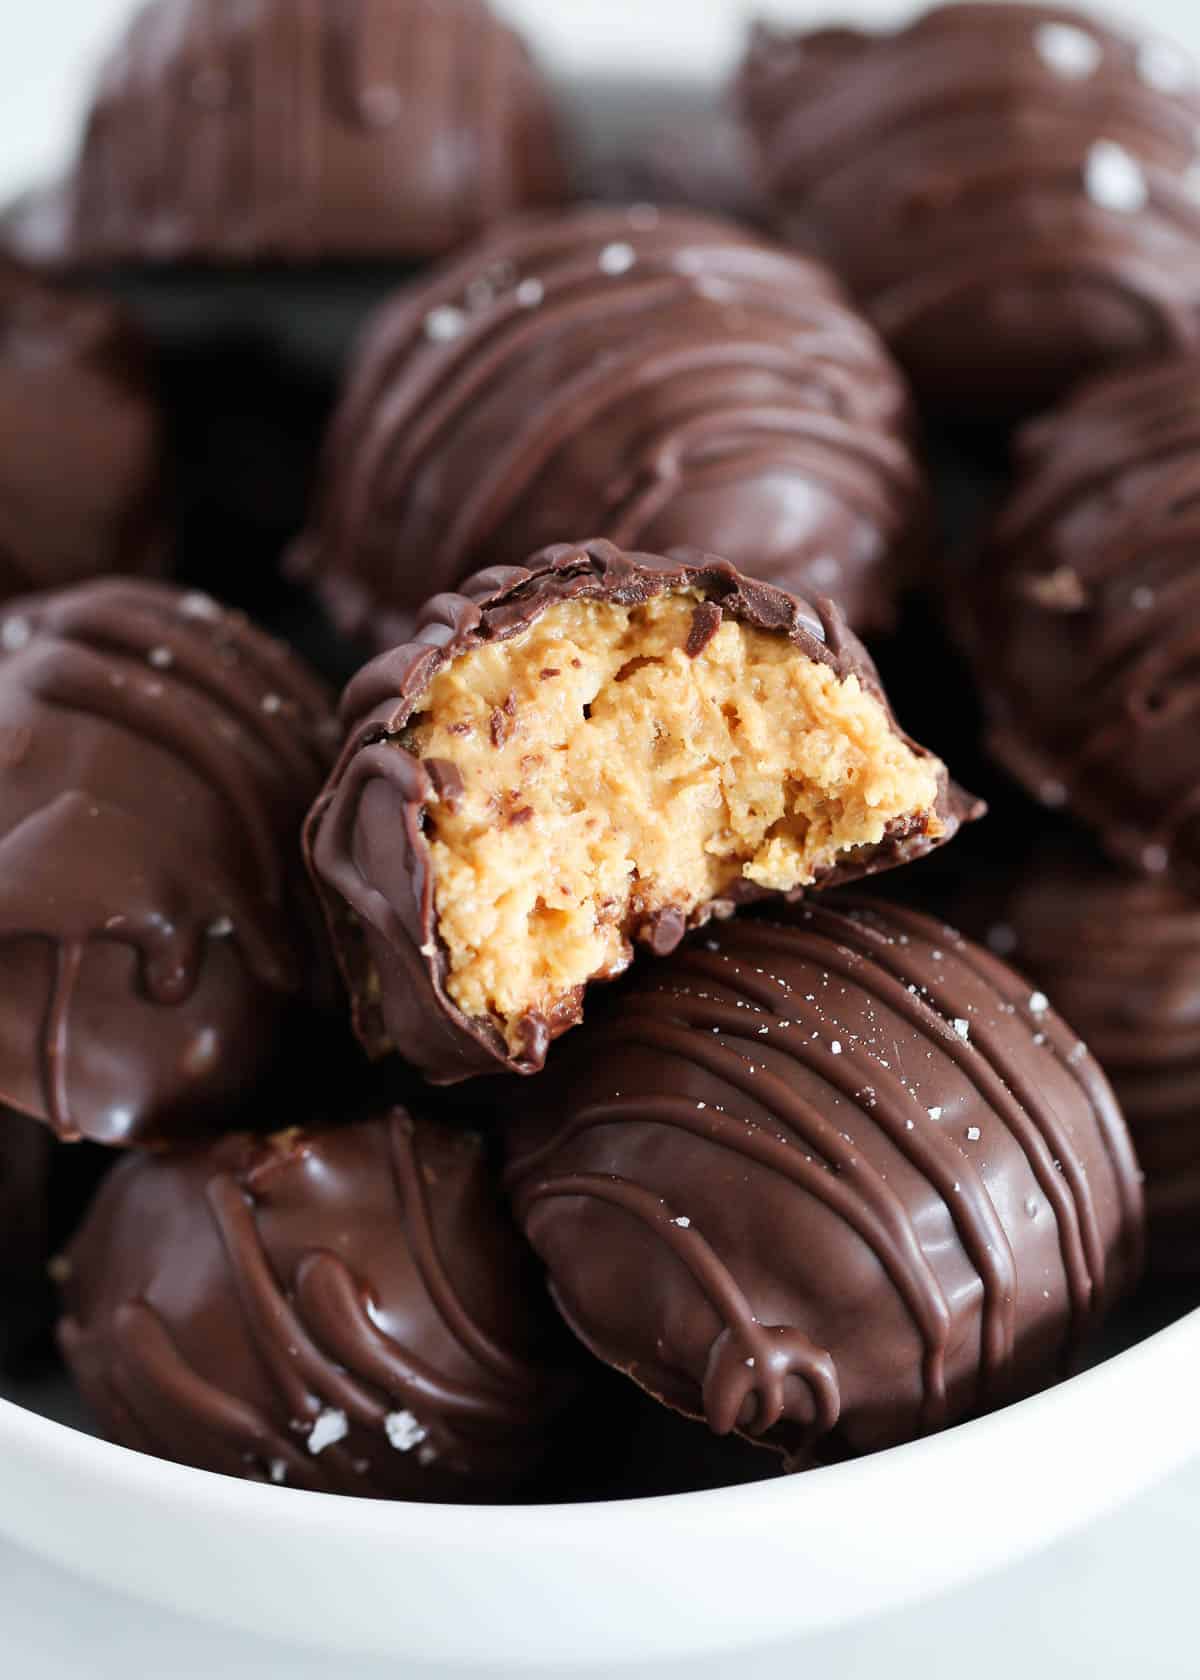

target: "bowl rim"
[3,1298,1199,1540]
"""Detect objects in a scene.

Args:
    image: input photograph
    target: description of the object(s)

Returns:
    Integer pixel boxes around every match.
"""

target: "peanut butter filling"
[405,594,942,1052]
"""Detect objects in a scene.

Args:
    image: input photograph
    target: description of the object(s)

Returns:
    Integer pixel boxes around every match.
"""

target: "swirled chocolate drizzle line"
[38,0,566,266]
[294,205,926,643]
[944,831,1200,1278]
[0,578,337,1146]
[738,4,1200,417]
[965,349,1200,894]
[507,898,1143,1461]
[59,1111,574,1499]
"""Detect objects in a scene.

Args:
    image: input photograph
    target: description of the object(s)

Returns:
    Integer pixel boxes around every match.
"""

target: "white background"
[4,2,1200,1675]
[8,0,1200,199]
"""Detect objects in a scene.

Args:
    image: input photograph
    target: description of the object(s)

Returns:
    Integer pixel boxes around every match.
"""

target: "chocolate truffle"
[0,578,337,1146]
[293,206,926,642]
[738,4,1200,417]
[306,541,976,1084]
[507,898,1144,1462]
[28,0,566,268]
[0,261,163,598]
[60,1109,572,1498]
[964,351,1200,891]
[958,837,1200,1278]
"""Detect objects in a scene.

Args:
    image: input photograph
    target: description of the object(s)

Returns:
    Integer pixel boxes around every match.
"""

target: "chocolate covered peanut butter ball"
[21,0,566,268]
[508,899,1144,1461]
[306,541,976,1082]
[60,1110,573,1498]
[740,4,1200,417]
[0,261,163,598]
[964,351,1200,893]
[0,579,336,1146]
[953,836,1200,1277]
[294,207,926,643]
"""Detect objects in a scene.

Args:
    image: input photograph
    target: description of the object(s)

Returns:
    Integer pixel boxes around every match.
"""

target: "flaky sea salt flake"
[1034,21,1101,79]
[307,1408,349,1456]
[385,1410,428,1453]
[1084,141,1149,213]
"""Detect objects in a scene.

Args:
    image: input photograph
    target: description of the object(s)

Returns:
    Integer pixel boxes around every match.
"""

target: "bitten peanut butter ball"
[963,351,1200,893]
[739,4,1200,417]
[292,206,927,643]
[0,579,337,1147]
[507,900,1144,1463]
[0,261,164,599]
[306,542,976,1083]
[18,0,566,267]
[60,1110,573,1499]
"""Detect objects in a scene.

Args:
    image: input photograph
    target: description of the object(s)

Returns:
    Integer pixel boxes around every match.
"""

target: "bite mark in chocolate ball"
[306,542,975,1082]
[738,3,1200,417]
[0,579,337,1146]
[293,206,926,641]
[506,899,1143,1461]
[59,1110,572,1498]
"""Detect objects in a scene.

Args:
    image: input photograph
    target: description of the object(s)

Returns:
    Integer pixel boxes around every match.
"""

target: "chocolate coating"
[28,0,566,267]
[292,206,926,641]
[0,578,337,1146]
[0,262,163,598]
[965,351,1200,892]
[951,835,1200,1278]
[60,1109,572,1498]
[506,899,1143,1461]
[305,541,976,1084]
[739,4,1200,417]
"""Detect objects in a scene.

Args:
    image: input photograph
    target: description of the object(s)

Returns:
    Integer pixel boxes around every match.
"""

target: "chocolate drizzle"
[0,579,336,1145]
[967,350,1200,893]
[294,206,925,642]
[952,834,1200,1277]
[507,899,1142,1459]
[44,0,566,265]
[739,3,1200,416]
[59,1111,572,1498]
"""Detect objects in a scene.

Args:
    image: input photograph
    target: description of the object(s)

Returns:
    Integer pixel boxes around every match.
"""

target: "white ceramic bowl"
[0,1303,1197,1667]
[4,0,1200,1667]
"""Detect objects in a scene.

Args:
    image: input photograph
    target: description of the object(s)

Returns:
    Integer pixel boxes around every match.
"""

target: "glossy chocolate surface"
[965,351,1200,893]
[950,834,1200,1278]
[294,205,926,642]
[22,0,566,267]
[60,1109,572,1498]
[507,898,1143,1461]
[0,578,336,1146]
[0,261,163,599]
[306,541,975,1084]
[739,3,1200,417]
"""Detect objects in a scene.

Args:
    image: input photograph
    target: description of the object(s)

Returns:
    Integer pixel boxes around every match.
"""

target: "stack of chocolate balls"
[4,0,1200,1505]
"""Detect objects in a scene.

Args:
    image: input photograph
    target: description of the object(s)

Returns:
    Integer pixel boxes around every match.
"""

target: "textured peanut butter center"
[406,594,941,1051]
